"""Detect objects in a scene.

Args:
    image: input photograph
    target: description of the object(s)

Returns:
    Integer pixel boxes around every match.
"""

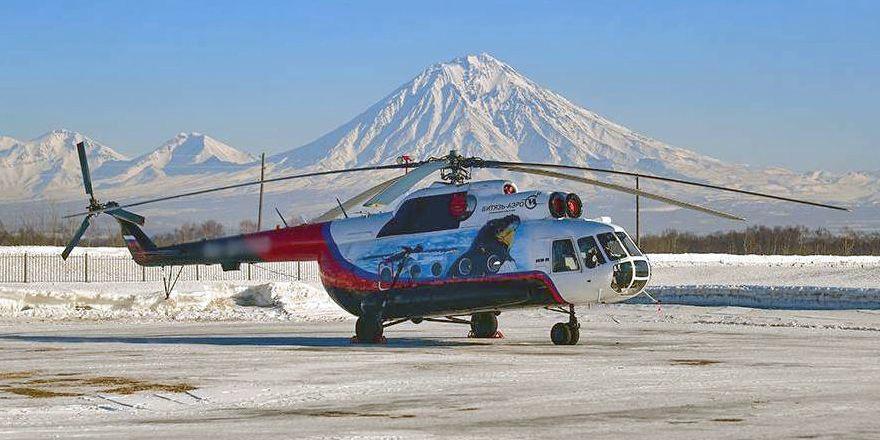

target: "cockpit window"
[615,232,643,257]
[597,232,627,261]
[552,239,580,273]
[577,236,606,269]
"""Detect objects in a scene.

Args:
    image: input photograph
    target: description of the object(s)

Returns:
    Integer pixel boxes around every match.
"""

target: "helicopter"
[62,142,847,345]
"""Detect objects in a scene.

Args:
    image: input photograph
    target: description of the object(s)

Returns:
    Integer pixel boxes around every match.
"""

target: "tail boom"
[121,222,329,268]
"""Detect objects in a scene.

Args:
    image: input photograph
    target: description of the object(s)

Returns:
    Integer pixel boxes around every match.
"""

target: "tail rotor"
[61,141,145,260]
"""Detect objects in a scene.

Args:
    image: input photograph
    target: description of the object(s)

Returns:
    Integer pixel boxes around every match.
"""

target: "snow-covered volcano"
[274,53,703,171]
[96,132,256,183]
[272,53,878,207]
[0,129,126,197]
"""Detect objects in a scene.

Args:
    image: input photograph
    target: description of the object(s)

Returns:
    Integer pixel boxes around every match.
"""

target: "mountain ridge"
[0,130,257,198]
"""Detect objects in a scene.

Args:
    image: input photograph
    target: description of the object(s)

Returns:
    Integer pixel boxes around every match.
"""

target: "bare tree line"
[2,214,880,255]
[640,226,880,255]
[0,213,257,248]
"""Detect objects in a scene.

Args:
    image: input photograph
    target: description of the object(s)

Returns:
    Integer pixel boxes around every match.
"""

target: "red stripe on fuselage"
[243,222,328,262]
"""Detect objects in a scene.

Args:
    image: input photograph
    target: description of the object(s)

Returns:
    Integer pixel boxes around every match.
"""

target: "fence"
[0,253,321,283]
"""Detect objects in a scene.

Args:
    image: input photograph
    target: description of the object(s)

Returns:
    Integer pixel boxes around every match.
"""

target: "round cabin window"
[486,255,503,273]
[458,258,473,276]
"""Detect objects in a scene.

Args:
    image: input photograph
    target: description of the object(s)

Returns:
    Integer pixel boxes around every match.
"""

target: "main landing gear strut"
[547,304,580,345]
[352,312,504,343]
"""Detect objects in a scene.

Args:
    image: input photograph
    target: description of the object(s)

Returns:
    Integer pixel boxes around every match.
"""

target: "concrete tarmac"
[1,305,879,439]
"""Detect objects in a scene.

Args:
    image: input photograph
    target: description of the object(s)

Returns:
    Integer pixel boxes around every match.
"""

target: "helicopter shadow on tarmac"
[0,334,482,348]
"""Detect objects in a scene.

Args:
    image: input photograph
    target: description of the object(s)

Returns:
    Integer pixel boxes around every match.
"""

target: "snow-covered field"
[640,253,880,310]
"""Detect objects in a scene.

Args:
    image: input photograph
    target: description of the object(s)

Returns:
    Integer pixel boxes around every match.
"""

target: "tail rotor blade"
[106,208,145,226]
[76,141,94,198]
[61,216,92,260]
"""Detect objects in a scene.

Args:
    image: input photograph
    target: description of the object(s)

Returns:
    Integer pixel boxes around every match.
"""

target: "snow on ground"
[649,253,880,288]
[641,253,880,310]
[1,307,878,439]
[0,281,348,322]
[0,246,129,257]
[1,250,879,438]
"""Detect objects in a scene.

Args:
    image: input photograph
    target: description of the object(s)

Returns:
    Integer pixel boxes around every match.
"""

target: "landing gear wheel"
[470,312,499,338]
[551,322,572,345]
[549,304,580,345]
[355,316,384,343]
[566,323,580,345]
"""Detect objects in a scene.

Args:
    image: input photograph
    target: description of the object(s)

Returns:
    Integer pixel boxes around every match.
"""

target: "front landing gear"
[548,305,580,345]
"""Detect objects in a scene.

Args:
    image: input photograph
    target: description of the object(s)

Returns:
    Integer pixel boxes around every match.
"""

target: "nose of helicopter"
[610,257,651,296]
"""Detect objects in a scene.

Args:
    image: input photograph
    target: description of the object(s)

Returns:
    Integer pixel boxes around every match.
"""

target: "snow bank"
[631,285,880,310]
[0,281,350,322]
[639,254,880,309]
[649,253,880,267]
[0,246,128,257]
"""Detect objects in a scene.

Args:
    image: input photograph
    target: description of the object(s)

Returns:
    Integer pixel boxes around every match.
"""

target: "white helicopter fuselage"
[323,179,650,318]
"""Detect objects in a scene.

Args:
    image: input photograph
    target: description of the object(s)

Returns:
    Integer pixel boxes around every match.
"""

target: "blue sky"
[1,0,877,172]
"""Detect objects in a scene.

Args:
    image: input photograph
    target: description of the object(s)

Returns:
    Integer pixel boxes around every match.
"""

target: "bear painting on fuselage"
[448,215,521,278]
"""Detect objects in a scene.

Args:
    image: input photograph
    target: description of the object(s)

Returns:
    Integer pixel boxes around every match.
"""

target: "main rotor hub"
[439,150,483,184]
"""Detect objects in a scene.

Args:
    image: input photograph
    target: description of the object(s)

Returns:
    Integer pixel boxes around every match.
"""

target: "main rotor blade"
[62,162,419,219]
[363,160,446,207]
[312,174,405,223]
[76,141,94,198]
[485,161,850,212]
[502,166,746,221]
[61,215,92,260]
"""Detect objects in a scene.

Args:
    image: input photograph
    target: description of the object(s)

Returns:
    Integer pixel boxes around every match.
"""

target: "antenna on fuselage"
[336,197,349,219]
[274,207,289,227]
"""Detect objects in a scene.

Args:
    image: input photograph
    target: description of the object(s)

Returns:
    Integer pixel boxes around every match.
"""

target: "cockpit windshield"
[597,232,627,261]
[615,232,643,257]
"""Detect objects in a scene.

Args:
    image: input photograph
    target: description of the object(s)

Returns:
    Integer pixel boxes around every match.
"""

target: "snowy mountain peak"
[423,52,531,97]
[151,132,255,166]
[0,135,21,151]
[0,129,127,197]
[95,132,257,184]
[272,52,672,169]
[24,129,127,162]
